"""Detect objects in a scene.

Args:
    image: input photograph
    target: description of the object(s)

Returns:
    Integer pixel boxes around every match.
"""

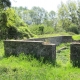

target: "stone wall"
[29,36,73,45]
[4,40,56,62]
[70,42,80,67]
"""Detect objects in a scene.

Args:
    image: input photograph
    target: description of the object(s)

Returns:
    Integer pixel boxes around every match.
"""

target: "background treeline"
[12,0,80,35]
[0,0,80,39]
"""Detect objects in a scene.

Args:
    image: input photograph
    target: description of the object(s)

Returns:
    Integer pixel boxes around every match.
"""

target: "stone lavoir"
[4,40,56,63]
[3,36,80,66]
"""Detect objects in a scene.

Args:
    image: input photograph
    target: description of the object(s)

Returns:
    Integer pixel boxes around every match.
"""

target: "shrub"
[29,25,41,35]
[29,25,54,35]
[72,35,80,40]
[17,26,34,39]
[44,26,54,34]
[67,23,79,34]
[0,8,34,39]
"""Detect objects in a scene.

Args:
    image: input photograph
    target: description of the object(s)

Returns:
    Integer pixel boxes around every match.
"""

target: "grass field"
[72,35,80,40]
[0,40,80,80]
[35,32,75,38]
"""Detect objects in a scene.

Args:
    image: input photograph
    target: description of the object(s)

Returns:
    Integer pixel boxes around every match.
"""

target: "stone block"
[70,42,80,67]
[4,40,56,62]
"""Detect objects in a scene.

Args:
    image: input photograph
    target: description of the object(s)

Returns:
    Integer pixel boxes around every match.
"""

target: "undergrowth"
[0,41,80,80]
[72,35,80,40]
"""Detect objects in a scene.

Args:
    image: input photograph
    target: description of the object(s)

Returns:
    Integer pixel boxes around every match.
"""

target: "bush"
[44,26,54,34]
[67,23,79,34]
[72,35,80,40]
[17,26,34,39]
[29,25,54,35]
[54,26,66,33]
[0,8,34,39]
[29,25,40,35]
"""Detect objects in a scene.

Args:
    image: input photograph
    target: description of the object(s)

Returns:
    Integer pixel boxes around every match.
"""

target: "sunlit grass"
[0,41,80,80]
[72,35,80,40]
[32,32,71,38]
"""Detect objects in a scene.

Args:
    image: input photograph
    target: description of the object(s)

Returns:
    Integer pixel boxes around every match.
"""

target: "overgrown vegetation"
[0,41,80,80]
[1,0,80,39]
[12,0,80,36]
[72,35,80,40]
[0,0,80,79]
[29,24,54,35]
[0,8,34,39]
[0,0,34,39]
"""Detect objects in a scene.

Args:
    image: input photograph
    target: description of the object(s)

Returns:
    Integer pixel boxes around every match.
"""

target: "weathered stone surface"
[4,40,56,62]
[28,36,73,45]
[70,42,80,67]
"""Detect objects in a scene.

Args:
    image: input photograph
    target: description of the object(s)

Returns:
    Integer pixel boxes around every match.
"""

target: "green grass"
[0,41,80,80]
[56,43,70,65]
[72,35,80,40]
[33,32,76,38]
[36,32,70,38]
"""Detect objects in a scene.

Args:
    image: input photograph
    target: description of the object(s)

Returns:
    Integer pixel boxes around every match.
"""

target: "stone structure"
[29,36,73,45]
[4,40,56,62]
[4,36,76,64]
[70,42,80,67]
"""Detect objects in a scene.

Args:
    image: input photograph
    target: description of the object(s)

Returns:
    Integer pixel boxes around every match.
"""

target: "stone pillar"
[70,43,80,67]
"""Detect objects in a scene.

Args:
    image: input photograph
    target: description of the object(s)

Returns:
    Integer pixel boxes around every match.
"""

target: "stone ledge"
[28,36,73,45]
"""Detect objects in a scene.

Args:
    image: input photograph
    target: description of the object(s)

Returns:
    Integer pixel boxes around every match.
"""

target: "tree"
[0,0,34,39]
[77,0,80,33]
[0,0,11,9]
[0,0,11,39]
[67,0,78,24]
[4,8,34,39]
[57,0,80,34]
[48,11,56,27]
[29,6,48,25]
[58,2,71,30]
[49,11,55,20]
[13,7,28,20]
